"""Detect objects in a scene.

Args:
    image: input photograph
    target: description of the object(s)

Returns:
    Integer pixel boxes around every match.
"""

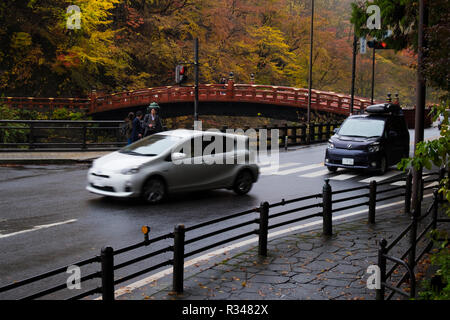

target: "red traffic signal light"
[367,40,388,49]
[175,65,187,84]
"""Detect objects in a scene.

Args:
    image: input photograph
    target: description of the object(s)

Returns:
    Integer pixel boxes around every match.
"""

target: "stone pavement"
[0,151,111,164]
[116,201,449,301]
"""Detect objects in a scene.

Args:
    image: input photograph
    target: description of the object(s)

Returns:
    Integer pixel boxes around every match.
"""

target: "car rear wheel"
[233,170,253,195]
[142,178,166,204]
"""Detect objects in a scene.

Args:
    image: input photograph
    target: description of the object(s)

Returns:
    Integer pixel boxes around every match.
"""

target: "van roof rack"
[365,103,402,115]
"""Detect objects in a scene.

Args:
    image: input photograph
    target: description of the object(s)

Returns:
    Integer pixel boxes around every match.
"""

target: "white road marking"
[358,171,403,183]
[260,162,299,174]
[0,219,77,239]
[425,181,439,188]
[300,169,330,178]
[329,173,358,181]
[273,163,324,176]
[391,181,406,186]
[110,192,434,300]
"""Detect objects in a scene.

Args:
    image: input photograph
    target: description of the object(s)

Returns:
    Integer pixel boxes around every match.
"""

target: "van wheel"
[378,156,388,175]
[233,170,253,195]
[327,166,337,173]
[142,178,166,204]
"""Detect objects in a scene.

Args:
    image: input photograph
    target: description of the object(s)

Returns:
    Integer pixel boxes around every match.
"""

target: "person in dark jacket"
[131,110,143,142]
[124,112,134,145]
[143,103,163,137]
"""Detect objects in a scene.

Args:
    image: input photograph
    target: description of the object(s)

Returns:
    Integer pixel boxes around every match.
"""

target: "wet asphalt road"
[0,128,440,299]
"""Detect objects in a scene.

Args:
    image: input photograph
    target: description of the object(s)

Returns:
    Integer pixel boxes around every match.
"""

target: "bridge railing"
[89,84,376,115]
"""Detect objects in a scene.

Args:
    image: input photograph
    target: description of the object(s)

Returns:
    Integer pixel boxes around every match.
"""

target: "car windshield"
[120,134,183,156]
[338,118,385,138]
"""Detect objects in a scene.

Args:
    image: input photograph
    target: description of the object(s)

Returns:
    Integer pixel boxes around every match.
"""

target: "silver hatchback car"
[86,129,259,203]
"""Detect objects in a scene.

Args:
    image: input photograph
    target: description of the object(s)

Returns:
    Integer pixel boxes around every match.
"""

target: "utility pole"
[307,0,315,143]
[371,47,375,104]
[350,32,357,114]
[412,0,427,215]
[194,38,199,122]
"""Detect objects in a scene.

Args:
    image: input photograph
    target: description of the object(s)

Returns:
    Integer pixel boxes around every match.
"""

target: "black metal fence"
[0,120,341,151]
[376,168,449,300]
[0,169,443,300]
[0,120,126,151]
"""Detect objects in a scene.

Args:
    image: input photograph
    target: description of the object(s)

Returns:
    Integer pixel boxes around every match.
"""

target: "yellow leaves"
[10,32,32,49]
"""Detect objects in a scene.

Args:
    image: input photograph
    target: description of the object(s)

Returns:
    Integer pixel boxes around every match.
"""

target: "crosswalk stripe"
[273,163,324,176]
[425,181,439,188]
[260,162,300,174]
[358,171,403,183]
[329,173,358,181]
[300,169,331,178]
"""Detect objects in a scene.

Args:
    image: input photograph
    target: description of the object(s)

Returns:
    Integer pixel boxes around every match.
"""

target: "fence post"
[405,170,413,214]
[258,202,269,256]
[100,246,115,301]
[322,179,332,236]
[82,123,87,150]
[368,180,377,224]
[292,125,298,145]
[29,122,35,150]
[173,224,185,293]
[432,189,439,230]
[376,239,387,300]
[438,167,446,201]
[408,210,418,287]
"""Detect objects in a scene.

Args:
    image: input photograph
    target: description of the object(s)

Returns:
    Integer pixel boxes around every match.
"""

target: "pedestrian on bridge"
[143,102,163,137]
[123,112,134,145]
[131,110,143,142]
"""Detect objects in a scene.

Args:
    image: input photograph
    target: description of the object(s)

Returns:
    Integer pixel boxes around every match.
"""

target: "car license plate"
[342,158,354,165]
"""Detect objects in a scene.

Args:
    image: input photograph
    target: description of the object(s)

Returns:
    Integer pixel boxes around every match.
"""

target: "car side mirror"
[171,152,187,161]
[389,131,398,137]
[333,128,339,134]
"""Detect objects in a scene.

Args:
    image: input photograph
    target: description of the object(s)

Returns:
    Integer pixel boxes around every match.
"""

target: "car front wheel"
[378,156,388,175]
[142,178,166,204]
[233,170,253,195]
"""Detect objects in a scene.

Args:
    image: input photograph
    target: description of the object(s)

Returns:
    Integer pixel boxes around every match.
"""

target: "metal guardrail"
[0,120,341,152]
[0,170,443,300]
[0,120,126,151]
[375,168,449,300]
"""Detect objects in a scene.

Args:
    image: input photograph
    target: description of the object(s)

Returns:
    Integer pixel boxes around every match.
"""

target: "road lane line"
[300,169,330,178]
[111,192,434,299]
[273,163,324,176]
[0,219,77,239]
[358,171,403,184]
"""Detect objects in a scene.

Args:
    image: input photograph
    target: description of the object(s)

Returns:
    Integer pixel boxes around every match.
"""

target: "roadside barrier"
[0,169,445,300]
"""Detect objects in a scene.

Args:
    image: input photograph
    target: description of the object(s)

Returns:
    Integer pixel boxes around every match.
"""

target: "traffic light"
[175,65,187,85]
[367,40,388,49]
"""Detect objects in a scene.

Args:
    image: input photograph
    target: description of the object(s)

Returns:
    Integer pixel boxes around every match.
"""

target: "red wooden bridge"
[1,82,380,119]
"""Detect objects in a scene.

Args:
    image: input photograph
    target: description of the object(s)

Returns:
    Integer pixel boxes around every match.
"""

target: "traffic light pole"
[371,47,375,104]
[194,38,199,122]
[350,33,357,114]
[306,0,315,143]
[412,0,427,215]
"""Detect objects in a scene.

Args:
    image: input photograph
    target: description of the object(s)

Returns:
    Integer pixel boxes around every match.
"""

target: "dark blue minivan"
[325,103,410,174]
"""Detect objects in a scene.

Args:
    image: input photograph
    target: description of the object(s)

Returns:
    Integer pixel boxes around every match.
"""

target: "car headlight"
[120,167,140,175]
[327,141,335,149]
[368,143,380,153]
